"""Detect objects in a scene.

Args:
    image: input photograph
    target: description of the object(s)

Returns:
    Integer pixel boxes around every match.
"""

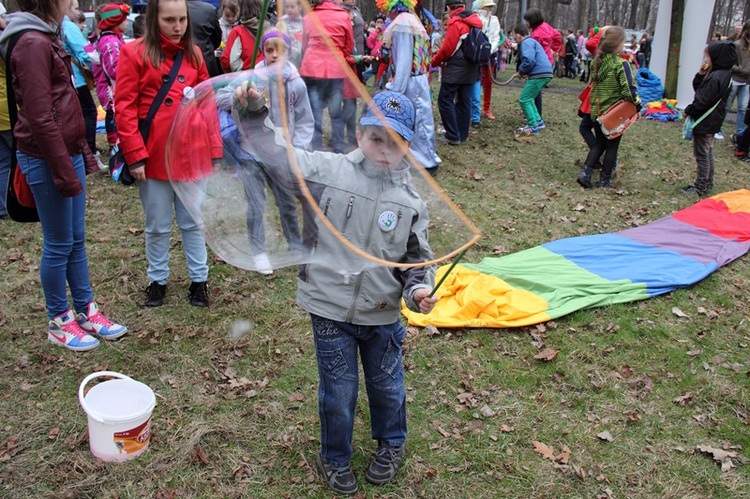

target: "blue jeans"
[470,80,481,123]
[311,314,407,467]
[304,78,345,152]
[17,152,93,318]
[726,83,749,134]
[137,178,208,284]
[438,82,473,142]
[0,130,12,217]
[342,98,358,145]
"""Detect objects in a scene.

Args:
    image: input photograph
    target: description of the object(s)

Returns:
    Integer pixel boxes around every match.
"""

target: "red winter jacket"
[431,6,482,67]
[221,25,262,72]
[115,35,222,181]
[299,2,354,80]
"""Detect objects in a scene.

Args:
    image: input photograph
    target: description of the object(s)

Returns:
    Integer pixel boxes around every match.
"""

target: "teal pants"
[519,77,551,126]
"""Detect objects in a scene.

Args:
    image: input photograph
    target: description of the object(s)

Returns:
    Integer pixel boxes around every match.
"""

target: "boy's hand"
[234,80,262,107]
[413,288,438,315]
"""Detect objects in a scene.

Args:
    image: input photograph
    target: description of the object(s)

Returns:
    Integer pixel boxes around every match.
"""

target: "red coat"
[299,2,354,79]
[220,25,262,72]
[115,35,222,182]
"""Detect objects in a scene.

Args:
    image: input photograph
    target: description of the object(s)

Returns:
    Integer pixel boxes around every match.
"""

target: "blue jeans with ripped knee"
[310,313,407,467]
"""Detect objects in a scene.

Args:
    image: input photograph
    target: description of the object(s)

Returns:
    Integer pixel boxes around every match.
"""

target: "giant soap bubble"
[165,4,479,277]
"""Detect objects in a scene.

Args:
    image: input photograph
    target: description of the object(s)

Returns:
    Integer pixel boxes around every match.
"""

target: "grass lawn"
[1,72,748,498]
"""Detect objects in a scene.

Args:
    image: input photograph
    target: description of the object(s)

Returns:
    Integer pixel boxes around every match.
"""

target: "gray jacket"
[238,96,436,325]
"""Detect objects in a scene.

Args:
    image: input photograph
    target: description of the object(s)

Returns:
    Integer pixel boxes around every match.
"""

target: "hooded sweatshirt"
[431,6,482,85]
[216,60,314,151]
[685,41,736,135]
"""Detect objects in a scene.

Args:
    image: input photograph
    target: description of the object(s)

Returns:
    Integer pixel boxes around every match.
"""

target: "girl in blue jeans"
[1,1,126,352]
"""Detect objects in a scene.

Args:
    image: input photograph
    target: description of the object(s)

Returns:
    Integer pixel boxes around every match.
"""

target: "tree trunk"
[665,0,684,99]
[577,0,588,31]
[627,0,640,29]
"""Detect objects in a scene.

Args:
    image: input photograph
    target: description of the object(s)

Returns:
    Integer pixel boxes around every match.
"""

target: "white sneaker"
[48,310,100,352]
[76,302,128,340]
[715,131,725,140]
[95,151,108,170]
[253,252,273,275]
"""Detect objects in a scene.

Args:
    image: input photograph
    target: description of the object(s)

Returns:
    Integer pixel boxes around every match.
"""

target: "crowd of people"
[0,0,748,495]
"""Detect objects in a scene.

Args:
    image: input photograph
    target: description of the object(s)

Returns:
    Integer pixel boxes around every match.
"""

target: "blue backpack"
[461,26,492,65]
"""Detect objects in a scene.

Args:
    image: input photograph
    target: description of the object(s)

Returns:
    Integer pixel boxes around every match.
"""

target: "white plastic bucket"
[78,371,156,462]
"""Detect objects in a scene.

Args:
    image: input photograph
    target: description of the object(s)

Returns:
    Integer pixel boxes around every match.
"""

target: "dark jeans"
[76,85,97,154]
[438,82,473,142]
[534,89,543,120]
[311,314,407,467]
[584,122,622,177]
[692,133,715,193]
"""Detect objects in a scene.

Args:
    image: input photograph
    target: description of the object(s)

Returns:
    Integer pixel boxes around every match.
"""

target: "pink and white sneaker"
[76,302,128,340]
[48,310,100,352]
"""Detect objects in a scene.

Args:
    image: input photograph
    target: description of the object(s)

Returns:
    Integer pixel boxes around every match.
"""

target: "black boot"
[598,169,613,188]
[189,281,209,308]
[577,166,594,189]
[145,282,167,307]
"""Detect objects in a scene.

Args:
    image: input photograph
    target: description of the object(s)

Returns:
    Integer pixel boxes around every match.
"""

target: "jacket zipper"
[342,196,355,232]
[346,189,380,322]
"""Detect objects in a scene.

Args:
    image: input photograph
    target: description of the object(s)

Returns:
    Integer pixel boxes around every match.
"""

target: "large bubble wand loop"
[269,1,481,268]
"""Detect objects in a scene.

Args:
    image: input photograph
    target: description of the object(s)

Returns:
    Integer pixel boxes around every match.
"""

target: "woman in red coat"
[115,0,222,308]
[299,0,354,152]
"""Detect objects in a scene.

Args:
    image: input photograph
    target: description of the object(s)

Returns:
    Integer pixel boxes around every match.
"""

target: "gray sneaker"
[316,454,357,495]
[365,444,404,485]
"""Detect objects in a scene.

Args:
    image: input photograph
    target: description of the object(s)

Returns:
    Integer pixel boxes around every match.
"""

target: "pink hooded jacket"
[531,21,562,65]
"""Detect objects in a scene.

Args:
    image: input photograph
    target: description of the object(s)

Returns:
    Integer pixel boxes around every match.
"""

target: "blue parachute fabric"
[636,67,664,104]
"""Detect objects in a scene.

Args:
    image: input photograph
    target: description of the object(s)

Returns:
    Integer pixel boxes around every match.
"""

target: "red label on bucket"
[113,418,151,454]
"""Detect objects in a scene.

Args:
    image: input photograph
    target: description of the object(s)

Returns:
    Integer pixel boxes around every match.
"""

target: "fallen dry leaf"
[696,445,737,472]
[534,348,558,362]
[672,307,688,317]
[501,424,514,433]
[673,392,693,406]
[194,445,209,465]
[287,392,306,403]
[597,431,614,442]
[555,445,571,464]
[686,349,702,357]
[479,405,495,418]
[620,365,634,378]
[532,441,555,460]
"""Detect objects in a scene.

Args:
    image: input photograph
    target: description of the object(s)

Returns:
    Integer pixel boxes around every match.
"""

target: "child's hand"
[234,80,262,108]
[413,288,438,315]
[699,61,711,74]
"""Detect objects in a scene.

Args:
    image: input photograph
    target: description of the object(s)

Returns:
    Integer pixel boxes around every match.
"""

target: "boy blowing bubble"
[233,86,438,494]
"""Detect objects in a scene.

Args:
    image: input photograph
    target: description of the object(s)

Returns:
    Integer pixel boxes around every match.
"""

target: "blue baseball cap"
[359,91,415,142]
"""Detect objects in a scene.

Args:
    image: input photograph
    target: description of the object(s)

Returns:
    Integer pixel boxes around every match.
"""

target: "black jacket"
[685,41,736,135]
[187,0,222,76]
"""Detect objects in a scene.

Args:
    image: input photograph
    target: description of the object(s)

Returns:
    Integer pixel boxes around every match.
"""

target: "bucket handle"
[79,371,133,424]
